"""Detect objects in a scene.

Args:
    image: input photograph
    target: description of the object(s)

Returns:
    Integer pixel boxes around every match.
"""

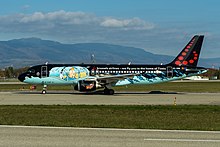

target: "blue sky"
[0,0,220,58]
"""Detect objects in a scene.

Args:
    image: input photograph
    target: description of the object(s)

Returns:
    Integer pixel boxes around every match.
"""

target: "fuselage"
[18,63,207,86]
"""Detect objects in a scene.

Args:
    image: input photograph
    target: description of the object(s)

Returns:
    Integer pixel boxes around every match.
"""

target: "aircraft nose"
[18,73,27,82]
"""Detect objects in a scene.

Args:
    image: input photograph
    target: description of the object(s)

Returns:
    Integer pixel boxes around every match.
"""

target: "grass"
[0,105,220,131]
[1,81,220,93]
[115,81,220,93]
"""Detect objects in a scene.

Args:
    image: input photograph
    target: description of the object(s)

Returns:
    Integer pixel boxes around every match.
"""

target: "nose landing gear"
[42,85,47,94]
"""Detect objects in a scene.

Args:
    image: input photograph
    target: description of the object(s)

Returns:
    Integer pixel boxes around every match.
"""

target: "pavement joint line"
[0,125,220,134]
[144,138,220,142]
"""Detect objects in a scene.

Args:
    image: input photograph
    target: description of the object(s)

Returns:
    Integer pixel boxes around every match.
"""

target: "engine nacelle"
[74,80,97,92]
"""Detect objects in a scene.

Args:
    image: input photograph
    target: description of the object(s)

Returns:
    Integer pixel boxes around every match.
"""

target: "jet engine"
[74,80,98,91]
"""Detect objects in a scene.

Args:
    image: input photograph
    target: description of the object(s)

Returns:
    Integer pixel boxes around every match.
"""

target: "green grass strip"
[0,105,219,131]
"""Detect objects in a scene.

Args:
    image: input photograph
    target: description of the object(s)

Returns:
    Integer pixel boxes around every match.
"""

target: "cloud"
[0,10,154,31]
[19,10,98,25]
[100,17,154,30]
[22,5,30,10]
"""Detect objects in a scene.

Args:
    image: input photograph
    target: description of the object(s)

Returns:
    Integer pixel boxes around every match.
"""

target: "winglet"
[168,35,204,67]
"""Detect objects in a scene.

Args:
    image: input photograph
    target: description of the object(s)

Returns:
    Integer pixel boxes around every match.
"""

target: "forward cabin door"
[167,66,173,78]
[41,66,48,78]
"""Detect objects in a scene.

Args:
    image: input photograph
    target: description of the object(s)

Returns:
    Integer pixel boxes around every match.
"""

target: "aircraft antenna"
[91,54,95,64]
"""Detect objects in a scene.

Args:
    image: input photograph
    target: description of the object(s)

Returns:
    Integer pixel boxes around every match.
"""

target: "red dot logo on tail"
[175,61,181,66]
[182,52,187,56]
[182,61,188,65]
[178,56,184,60]
[189,60,194,64]
[185,49,189,52]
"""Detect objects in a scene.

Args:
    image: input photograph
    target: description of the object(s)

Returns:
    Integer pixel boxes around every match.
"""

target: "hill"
[0,38,219,68]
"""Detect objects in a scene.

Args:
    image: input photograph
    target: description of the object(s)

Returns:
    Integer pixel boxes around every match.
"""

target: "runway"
[0,125,220,147]
[0,91,219,105]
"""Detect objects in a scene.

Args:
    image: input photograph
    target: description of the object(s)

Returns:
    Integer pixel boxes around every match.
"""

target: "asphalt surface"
[0,125,220,147]
[0,91,219,105]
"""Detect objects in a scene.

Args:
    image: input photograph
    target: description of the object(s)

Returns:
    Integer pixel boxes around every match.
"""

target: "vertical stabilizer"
[169,35,204,67]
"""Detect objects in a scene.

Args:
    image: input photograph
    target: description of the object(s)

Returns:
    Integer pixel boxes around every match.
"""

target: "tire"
[104,89,114,95]
[104,89,109,95]
[42,90,47,94]
[108,89,114,95]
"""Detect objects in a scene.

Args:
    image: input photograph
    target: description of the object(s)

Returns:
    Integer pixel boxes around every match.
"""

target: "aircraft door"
[41,66,48,78]
[167,66,173,78]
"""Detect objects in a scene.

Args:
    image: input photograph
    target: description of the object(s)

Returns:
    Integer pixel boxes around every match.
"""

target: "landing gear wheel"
[42,85,47,94]
[108,89,114,95]
[104,89,108,95]
[42,90,47,94]
[104,89,115,95]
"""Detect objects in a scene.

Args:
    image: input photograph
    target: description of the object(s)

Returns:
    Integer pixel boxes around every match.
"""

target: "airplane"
[18,35,207,95]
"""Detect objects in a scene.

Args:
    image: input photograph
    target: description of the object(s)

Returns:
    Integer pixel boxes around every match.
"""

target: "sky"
[0,0,220,58]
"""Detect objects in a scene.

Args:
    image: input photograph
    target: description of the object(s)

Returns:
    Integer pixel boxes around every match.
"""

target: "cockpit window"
[28,69,35,74]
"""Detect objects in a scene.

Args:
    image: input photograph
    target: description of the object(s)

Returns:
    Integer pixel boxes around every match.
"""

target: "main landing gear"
[42,85,47,94]
[41,84,115,95]
[104,88,115,95]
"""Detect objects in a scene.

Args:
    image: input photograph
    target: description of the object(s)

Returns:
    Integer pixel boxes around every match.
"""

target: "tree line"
[0,67,29,79]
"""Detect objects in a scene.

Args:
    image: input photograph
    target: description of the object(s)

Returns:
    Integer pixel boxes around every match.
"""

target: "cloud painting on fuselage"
[18,35,207,95]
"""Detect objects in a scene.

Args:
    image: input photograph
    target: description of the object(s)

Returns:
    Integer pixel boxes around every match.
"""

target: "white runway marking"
[144,138,220,142]
[0,125,220,134]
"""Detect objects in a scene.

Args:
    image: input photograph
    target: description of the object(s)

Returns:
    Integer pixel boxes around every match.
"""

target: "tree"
[0,69,5,78]
[4,67,14,78]
[214,70,220,79]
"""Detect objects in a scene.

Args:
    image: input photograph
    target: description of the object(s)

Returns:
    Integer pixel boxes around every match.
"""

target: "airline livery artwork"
[18,35,208,95]
[49,66,89,81]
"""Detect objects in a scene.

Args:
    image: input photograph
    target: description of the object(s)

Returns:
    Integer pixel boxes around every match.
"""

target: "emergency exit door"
[41,66,48,78]
[167,66,173,78]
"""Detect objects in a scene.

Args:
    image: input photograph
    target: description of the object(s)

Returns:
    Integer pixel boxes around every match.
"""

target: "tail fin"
[169,35,204,67]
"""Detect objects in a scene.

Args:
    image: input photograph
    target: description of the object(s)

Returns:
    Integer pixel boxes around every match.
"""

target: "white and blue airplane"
[18,35,207,94]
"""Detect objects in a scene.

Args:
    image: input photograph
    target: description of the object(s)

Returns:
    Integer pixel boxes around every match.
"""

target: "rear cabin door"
[41,66,48,78]
[167,66,173,78]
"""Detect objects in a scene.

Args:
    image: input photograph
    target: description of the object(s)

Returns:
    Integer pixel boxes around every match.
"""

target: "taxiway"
[0,91,219,105]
